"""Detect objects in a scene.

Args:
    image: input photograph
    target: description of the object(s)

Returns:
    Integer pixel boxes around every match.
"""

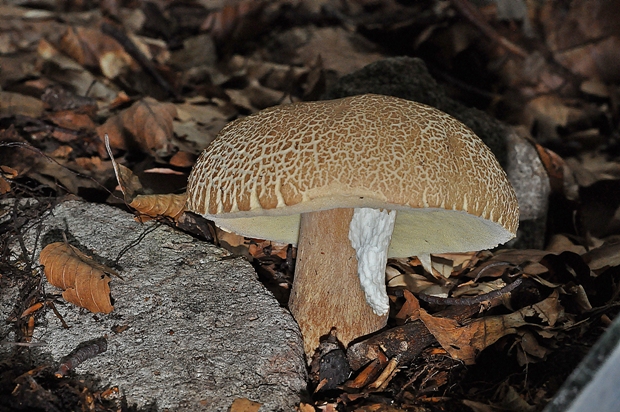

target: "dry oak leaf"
[59,26,136,79]
[105,139,187,222]
[0,165,18,194]
[168,151,196,168]
[97,97,177,157]
[419,290,563,365]
[228,397,262,412]
[40,242,116,314]
[46,110,97,133]
[583,242,620,273]
[0,176,10,194]
[129,193,188,222]
[0,91,45,118]
[109,158,143,203]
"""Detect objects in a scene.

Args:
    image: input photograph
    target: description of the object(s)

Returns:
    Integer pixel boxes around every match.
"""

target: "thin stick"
[416,278,523,306]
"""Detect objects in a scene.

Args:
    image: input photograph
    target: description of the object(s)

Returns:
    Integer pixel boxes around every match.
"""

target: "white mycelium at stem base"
[348,208,397,316]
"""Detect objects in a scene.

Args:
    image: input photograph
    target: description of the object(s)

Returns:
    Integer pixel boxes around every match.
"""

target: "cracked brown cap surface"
[187,94,519,256]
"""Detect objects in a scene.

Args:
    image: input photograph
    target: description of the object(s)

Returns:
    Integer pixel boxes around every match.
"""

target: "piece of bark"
[347,320,435,371]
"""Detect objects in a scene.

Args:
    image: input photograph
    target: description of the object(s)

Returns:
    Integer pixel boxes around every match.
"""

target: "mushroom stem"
[289,208,389,359]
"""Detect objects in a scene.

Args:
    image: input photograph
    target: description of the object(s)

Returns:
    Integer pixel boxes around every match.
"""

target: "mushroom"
[186,94,519,358]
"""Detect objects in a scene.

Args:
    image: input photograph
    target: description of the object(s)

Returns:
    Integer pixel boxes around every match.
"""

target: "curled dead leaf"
[419,290,563,365]
[168,151,196,168]
[228,397,262,412]
[200,1,266,43]
[0,165,17,194]
[394,289,421,323]
[97,97,177,157]
[583,242,620,273]
[59,26,135,78]
[105,135,187,222]
[46,110,97,133]
[0,91,45,118]
[129,193,187,222]
[40,242,117,314]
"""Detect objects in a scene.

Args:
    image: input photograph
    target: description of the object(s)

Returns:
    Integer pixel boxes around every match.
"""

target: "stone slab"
[2,200,307,411]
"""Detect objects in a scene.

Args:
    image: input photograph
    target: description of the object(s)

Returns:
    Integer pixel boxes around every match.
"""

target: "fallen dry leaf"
[288,26,384,75]
[516,329,551,365]
[29,156,105,195]
[45,110,97,133]
[0,165,17,194]
[41,85,98,114]
[419,291,563,365]
[49,145,73,159]
[228,397,262,412]
[129,193,187,222]
[58,26,135,79]
[216,229,250,258]
[247,239,290,260]
[545,234,587,255]
[97,97,177,157]
[524,95,582,135]
[168,151,196,168]
[461,399,496,412]
[582,242,620,273]
[542,0,620,82]
[0,91,45,118]
[342,356,386,391]
[533,142,565,193]
[394,288,421,323]
[37,38,120,101]
[108,155,143,203]
[106,136,187,221]
[40,242,116,314]
[200,1,266,43]
[297,403,316,412]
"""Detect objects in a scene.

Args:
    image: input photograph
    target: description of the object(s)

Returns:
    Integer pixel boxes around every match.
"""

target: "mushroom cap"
[187,94,519,257]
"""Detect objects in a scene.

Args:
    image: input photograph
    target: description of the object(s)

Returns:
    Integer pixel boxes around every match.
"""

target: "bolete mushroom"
[186,94,519,358]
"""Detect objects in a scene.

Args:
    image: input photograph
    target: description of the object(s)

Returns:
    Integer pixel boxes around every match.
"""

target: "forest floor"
[1,0,620,411]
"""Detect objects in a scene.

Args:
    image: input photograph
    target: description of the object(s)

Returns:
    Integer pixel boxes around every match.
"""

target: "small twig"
[46,300,70,329]
[416,278,523,306]
[10,199,32,272]
[368,355,401,391]
[55,337,108,378]
[0,341,47,347]
[449,0,529,58]
[114,223,161,266]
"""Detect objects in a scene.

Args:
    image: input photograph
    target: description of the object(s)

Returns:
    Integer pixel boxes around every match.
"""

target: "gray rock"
[324,57,550,248]
[6,200,307,411]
